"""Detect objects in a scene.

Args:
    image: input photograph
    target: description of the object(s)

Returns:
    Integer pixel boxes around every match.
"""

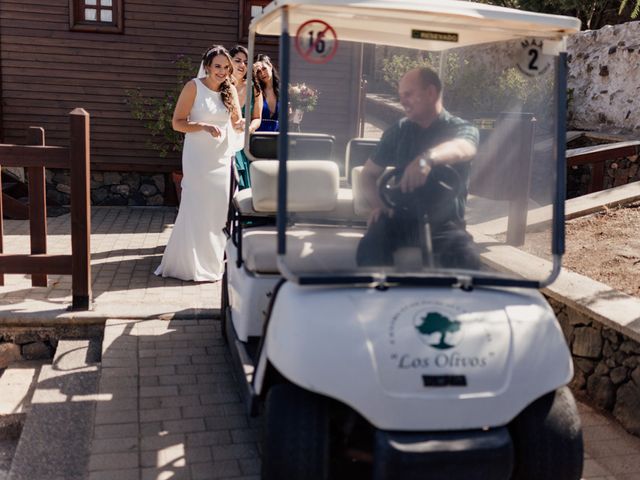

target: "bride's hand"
[232,118,245,133]
[198,123,222,137]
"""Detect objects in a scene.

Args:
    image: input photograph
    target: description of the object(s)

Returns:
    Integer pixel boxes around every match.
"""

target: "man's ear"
[426,84,439,101]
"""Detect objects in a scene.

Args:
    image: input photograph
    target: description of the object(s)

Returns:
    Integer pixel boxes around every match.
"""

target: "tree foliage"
[473,0,640,30]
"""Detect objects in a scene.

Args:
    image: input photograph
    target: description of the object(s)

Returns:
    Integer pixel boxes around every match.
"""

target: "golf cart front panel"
[259,283,572,431]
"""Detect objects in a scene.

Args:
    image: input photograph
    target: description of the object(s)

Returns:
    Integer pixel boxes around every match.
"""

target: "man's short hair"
[417,67,442,95]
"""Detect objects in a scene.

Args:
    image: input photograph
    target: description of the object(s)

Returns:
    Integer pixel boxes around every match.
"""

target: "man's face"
[398,72,438,122]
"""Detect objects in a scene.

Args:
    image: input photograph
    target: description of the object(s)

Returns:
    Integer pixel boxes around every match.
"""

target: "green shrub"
[381,52,554,129]
[125,55,197,157]
[382,54,436,91]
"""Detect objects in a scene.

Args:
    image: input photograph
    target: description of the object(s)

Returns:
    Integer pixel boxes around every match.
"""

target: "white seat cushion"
[234,187,365,221]
[242,225,365,274]
[250,160,339,213]
[351,165,394,217]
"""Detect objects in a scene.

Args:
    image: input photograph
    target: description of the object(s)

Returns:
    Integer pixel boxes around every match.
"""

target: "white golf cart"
[222,1,583,478]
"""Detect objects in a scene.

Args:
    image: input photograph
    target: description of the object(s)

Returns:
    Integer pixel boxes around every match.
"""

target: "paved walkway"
[88,319,260,480]
[81,317,640,480]
[0,207,219,321]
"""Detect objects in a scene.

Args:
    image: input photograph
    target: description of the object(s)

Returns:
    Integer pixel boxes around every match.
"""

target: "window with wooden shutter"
[70,0,124,33]
[238,0,272,42]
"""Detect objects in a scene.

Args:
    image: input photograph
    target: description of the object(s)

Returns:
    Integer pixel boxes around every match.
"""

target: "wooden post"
[69,109,91,310]
[589,162,605,193]
[0,163,3,286]
[27,127,48,287]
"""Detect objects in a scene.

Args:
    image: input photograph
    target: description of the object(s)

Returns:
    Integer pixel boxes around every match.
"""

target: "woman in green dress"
[229,45,263,189]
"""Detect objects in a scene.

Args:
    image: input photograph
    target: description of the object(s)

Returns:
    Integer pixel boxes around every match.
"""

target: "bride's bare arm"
[172,80,221,136]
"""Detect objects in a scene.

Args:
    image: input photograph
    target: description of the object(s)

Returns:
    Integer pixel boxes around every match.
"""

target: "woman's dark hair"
[254,54,280,100]
[229,45,249,81]
[201,45,237,116]
[229,45,249,60]
[229,45,262,99]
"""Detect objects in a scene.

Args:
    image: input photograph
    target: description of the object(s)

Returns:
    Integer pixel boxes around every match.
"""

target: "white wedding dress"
[155,78,239,281]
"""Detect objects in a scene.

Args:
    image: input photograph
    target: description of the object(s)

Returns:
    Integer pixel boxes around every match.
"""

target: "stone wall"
[0,325,102,369]
[46,169,168,207]
[0,334,55,367]
[548,297,640,436]
[568,21,640,133]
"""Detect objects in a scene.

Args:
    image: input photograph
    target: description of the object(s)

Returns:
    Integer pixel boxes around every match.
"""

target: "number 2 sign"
[517,39,551,77]
[295,19,338,64]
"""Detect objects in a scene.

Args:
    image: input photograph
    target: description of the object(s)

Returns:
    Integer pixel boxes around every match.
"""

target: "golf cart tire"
[262,383,330,480]
[510,386,583,480]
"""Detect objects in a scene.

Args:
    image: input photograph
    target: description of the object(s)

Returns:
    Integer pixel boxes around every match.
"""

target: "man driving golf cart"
[357,67,481,270]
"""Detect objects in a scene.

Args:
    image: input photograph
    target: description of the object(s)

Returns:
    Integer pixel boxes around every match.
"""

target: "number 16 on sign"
[295,19,338,64]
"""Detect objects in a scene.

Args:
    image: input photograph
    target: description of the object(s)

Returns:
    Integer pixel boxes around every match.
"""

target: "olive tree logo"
[415,312,463,350]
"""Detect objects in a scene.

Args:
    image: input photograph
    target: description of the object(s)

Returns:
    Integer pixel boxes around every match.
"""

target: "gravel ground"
[563,201,640,298]
[504,201,640,297]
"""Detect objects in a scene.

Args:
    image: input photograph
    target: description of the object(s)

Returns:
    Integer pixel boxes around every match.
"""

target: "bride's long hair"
[201,45,237,117]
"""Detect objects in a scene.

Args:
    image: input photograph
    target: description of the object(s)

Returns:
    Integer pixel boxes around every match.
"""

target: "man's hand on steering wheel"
[399,157,432,193]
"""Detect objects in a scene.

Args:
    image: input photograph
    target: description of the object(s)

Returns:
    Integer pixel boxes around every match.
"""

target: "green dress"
[235,98,253,190]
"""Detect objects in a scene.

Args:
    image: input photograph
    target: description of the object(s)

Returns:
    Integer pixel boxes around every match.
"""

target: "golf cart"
[222,1,583,478]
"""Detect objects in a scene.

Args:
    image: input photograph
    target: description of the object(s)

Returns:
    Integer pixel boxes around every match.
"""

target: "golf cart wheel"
[220,270,229,345]
[262,383,330,480]
[510,386,583,480]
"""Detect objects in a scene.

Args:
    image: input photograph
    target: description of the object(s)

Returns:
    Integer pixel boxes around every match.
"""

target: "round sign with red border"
[295,19,338,64]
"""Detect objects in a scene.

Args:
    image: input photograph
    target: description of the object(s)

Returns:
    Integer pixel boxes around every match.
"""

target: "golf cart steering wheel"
[377,164,463,211]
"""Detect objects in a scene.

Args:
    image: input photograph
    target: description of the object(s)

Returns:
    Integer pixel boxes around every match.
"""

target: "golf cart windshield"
[246,0,580,287]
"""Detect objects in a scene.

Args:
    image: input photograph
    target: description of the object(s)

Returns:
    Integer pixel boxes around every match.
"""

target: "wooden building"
[0,0,275,204]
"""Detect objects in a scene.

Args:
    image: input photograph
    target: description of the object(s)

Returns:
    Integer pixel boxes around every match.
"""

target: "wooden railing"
[566,140,640,194]
[0,108,91,310]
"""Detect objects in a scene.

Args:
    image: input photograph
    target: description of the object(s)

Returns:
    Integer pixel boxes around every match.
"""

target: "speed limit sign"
[295,19,338,64]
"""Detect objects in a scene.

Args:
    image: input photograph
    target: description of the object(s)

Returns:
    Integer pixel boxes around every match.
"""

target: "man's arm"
[361,159,388,224]
[399,137,477,194]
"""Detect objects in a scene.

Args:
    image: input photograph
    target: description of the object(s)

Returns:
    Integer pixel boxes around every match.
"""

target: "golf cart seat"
[345,138,379,185]
[233,160,366,221]
[234,187,360,221]
[235,160,365,274]
[242,226,364,273]
[250,132,336,160]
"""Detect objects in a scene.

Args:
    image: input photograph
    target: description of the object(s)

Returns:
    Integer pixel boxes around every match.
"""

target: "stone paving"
[0,207,219,321]
[83,317,640,480]
[88,319,260,480]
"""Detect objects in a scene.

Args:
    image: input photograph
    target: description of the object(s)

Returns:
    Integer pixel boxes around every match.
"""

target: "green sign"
[411,30,459,43]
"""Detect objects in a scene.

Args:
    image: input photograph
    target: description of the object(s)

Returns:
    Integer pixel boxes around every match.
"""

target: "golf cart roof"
[252,0,581,50]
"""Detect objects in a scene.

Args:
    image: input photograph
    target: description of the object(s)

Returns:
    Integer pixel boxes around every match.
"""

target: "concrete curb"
[8,340,100,480]
[0,307,219,327]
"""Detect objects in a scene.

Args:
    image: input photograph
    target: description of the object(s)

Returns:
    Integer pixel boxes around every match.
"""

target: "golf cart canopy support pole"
[277,6,290,256]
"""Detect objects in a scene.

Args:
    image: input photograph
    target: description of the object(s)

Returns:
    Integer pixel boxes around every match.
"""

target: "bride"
[155,45,243,282]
